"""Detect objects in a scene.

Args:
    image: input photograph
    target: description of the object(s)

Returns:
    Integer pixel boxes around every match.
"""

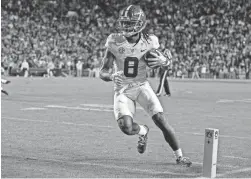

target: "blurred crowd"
[1,0,251,79]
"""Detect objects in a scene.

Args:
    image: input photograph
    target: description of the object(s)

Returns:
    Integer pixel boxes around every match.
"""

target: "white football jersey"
[105,33,159,90]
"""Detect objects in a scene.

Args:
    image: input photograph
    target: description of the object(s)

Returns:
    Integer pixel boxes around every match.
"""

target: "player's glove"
[110,71,124,87]
[147,50,172,68]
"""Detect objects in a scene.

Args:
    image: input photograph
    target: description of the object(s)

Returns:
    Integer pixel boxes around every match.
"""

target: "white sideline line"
[21,107,47,111]
[2,117,51,123]
[2,116,113,128]
[36,157,198,177]
[80,103,144,110]
[76,161,197,176]
[222,155,250,160]
[45,105,113,112]
[192,162,238,169]
[216,99,234,103]
[19,157,199,177]
[80,104,113,108]
[217,167,251,177]
[4,116,251,140]
[219,134,251,140]
[216,99,251,103]
[2,116,249,169]
[43,104,250,120]
[205,114,251,120]
[205,115,226,118]
[181,132,251,140]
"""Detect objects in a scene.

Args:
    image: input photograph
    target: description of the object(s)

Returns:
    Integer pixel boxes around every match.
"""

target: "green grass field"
[1,77,251,178]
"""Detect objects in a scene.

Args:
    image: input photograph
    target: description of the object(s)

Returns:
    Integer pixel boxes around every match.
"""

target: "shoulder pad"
[148,34,160,49]
[105,33,127,48]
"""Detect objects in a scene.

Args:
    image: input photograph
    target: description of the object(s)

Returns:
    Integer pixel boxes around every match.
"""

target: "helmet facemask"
[117,5,147,37]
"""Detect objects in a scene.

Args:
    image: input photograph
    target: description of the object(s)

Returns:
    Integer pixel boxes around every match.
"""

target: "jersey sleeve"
[105,34,114,49]
[149,35,160,49]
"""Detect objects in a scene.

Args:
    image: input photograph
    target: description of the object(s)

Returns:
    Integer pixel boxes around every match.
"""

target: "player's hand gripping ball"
[111,71,124,87]
[144,49,171,68]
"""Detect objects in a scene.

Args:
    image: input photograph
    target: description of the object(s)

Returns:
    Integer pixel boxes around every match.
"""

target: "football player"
[99,5,191,167]
[1,79,10,95]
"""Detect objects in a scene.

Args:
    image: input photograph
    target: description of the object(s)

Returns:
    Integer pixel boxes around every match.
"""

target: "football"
[144,49,161,68]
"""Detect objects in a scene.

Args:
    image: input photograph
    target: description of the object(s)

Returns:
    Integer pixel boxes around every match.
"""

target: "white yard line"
[21,107,47,110]
[185,154,250,161]
[217,167,251,177]
[2,116,114,128]
[2,117,52,123]
[6,110,251,140]
[216,99,234,103]
[16,103,248,121]
[222,155,250,160]
[80,103,113,108]
[218,134,251,140]
[2,115,250,169]
[45,104,251,120]
[76,161,198,176]
[17,157,199,177]
[216,99,251,103]
[45,105,113,112]
[192,162,239,169]
[205,114,251,120]
[181,131,251,140]
[80,103,144,110]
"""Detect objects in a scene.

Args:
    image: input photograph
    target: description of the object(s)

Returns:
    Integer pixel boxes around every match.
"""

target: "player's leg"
[163,73,171,96]
[152,113,191,166]
[156,70,164,96]
[138,82,191,166]
[138,82,178,149]
[117,115,139,135]
[114,92,149,153]
[158,69,170,96]
[1,87,8,95]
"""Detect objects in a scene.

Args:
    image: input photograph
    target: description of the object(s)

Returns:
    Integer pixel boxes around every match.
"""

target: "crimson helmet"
[117,5,147,37]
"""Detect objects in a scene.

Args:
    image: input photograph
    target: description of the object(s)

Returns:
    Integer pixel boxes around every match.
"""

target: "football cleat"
[176,156,192,167]
[137,125,149,154]
[156,92,161,97]
[164,93,171,97]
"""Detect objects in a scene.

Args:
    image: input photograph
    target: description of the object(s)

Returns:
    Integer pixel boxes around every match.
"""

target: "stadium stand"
[1,0,251,79]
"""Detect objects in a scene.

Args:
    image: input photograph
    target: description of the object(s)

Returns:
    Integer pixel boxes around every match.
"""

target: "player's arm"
[99,48,115,82]
[147,35,172,68]
[148,49,172,68]
[160,49,172,66]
